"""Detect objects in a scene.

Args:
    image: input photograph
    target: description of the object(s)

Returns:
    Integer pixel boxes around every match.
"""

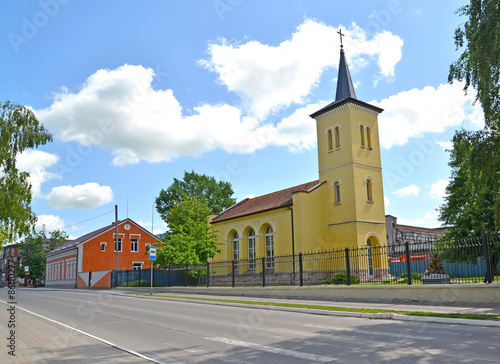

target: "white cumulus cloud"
[199,19,403,119]
[424,210,439,219]
[46,182,114,209]
[16,150,60,198]
[35,215,66,232]
[436,141,453,151]
[37,65,322,166]
[393,184,420,197]
[429,179,449,199]
[376,82,484,149]
[396,216,426,226]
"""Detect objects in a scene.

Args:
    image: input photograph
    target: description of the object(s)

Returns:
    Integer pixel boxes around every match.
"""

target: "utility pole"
[115,205,119,287]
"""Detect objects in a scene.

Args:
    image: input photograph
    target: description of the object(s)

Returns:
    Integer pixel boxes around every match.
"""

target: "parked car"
[34,279,45,288]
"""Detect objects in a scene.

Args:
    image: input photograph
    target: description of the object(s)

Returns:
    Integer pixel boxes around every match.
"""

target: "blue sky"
[1,0,482,238]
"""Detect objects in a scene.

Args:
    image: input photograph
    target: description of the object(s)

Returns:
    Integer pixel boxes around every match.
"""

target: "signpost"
[149,246,156,295]
[24,266,29,287]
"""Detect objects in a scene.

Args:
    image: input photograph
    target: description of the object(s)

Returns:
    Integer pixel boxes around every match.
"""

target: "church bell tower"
[309,29,387,250]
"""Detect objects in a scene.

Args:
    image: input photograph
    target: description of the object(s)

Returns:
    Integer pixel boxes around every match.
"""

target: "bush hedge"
[322,272,360,285]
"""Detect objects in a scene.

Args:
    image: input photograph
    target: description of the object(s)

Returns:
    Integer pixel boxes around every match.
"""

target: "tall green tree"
[156,194,221,267]
[155,170,235,225]
[0,101,52,246]
[439,130,499,235]
[18,230,67,281]
[437,129,500,278]
[448,0,500,130]
[440,1,500,278]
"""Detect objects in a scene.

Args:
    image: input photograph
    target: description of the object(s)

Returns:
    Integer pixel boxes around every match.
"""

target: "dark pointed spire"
[335,30,357,101]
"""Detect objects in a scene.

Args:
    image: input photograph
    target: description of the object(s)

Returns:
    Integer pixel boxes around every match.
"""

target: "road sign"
[25,266,29,273]
[149,246,157,260]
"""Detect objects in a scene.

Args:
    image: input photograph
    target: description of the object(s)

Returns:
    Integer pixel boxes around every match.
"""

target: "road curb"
[111,292,500,328]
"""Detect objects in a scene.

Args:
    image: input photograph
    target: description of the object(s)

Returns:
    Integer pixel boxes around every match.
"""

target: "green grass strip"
[135,294,500,321]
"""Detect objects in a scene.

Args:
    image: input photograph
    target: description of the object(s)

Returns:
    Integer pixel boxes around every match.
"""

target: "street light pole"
[115,205,119,288]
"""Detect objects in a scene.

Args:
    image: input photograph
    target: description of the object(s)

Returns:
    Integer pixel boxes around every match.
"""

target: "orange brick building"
[45,219,160,288]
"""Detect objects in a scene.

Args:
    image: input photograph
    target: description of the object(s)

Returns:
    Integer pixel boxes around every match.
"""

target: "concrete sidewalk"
[115,287,500,316]
[0,302,151,364]
[114,287,500,328]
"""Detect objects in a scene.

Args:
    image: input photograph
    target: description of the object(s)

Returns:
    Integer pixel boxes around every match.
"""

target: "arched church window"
[248,229,255,270]
[360,125,365,147]
[232,232,239,263]
[366,178,373,202]
[333,180,341,205]
[327,129,333,151]
[334,126,341,149]
[366,126,372,149]
[265,226,274,269]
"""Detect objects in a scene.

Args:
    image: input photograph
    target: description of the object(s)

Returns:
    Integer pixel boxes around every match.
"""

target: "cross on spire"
[337,29,345,47]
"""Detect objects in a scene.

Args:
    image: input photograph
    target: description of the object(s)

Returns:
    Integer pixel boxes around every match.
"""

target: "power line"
[45,209,114,233]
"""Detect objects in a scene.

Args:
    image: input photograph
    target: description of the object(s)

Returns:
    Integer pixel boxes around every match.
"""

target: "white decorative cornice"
[314,102,380,120]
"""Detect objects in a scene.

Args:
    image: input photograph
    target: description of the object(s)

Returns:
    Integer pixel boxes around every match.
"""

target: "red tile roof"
[397,224,445,234]
[211,180,321,224]
[46,218,160,256]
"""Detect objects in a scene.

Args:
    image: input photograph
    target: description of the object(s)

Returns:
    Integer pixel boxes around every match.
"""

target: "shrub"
[398,273,423,284]
[322,272,360,285]
[119,280,163,287]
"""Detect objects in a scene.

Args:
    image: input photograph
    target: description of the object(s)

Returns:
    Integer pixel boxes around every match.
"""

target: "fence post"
[184,264,189,286]
[206,262,210,288]
[262,257,266,287]
[167,265,171,287]
[138,269,141,286]
[405,242,412,285]
[345,248,351,286]
[232,260,235,287]
[299,253,303,286]
[126,270,129,287]
[483,234,493,284]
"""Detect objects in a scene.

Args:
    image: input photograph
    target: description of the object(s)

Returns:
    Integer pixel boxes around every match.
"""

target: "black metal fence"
[112,233,500,288]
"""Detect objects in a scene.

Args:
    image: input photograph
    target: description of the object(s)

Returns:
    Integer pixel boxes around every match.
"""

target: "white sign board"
[149,246,157,260]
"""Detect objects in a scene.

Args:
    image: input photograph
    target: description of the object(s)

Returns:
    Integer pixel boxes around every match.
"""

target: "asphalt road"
[1,288,499,363]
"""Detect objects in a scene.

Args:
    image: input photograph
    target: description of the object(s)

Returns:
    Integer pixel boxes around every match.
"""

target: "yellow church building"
[210,38,387,282]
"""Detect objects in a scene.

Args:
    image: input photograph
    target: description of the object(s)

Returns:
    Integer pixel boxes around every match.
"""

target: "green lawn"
[136,294,500,322]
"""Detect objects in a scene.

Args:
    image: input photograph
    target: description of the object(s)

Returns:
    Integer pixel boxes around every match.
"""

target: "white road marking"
[0,299,168,364]
[304,324,433,341]
[185,348,206,354]
[206,336,337,362]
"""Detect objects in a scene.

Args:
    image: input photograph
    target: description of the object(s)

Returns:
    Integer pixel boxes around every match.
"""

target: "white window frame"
[114,238,122,252]
[131,238,139,253]
[132,261,144,270]
[100,242,107,252]
[248,229,256,270]
[265,226,274,269]
[232,232,239,273]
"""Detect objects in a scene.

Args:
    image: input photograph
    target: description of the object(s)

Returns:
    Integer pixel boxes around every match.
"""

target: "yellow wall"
[291,183,328,252]
[211,208,293,273]
[313,101,387,249]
